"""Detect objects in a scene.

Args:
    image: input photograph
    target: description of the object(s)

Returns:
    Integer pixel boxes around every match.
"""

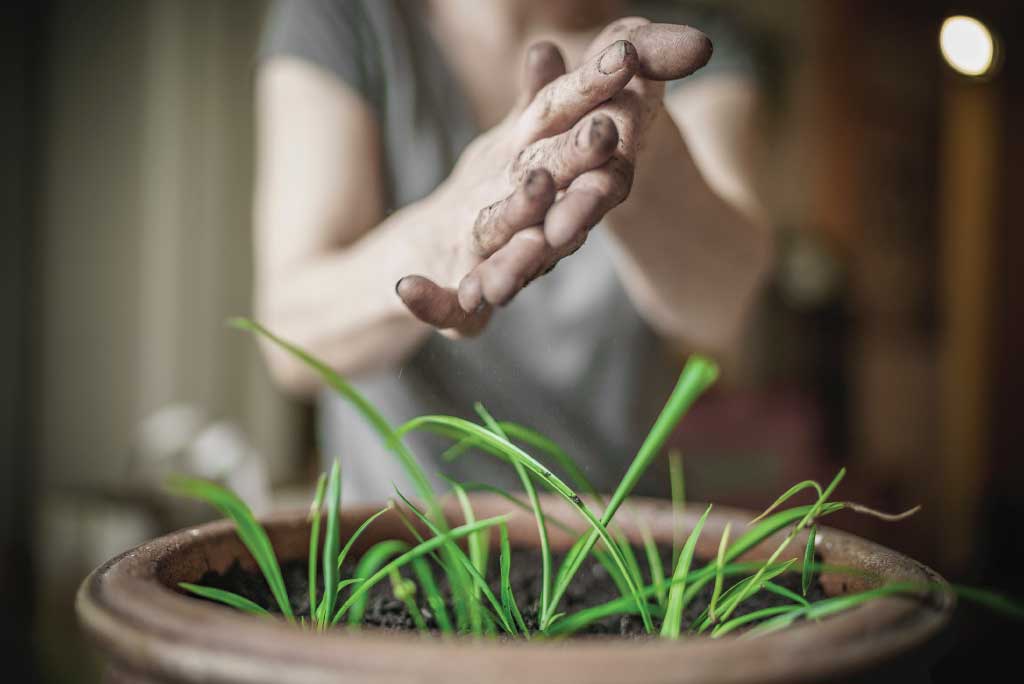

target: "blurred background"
[2,0,1021,681]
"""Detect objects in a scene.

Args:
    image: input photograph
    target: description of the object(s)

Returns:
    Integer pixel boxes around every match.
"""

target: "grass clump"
[171,318,1022,639]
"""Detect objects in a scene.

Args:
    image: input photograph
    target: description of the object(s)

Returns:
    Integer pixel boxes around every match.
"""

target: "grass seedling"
[661,504,711,638]
[169,319,1022,643]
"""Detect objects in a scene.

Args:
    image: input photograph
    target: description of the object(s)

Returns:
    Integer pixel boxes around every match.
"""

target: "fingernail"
[394,277,406,296]
[597,40,634,75]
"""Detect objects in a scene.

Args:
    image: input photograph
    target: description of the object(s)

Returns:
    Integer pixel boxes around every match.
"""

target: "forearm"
[255,198,446,395]
[604,107,772,351]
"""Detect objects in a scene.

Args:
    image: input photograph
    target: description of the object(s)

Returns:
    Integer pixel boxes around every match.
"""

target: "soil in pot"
[191,546,828,637]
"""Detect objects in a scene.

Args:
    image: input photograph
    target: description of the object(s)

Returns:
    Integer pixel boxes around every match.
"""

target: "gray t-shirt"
[262,0,752,503]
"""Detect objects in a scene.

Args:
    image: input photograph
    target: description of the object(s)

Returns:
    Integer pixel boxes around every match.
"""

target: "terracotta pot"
[77,495,952,683]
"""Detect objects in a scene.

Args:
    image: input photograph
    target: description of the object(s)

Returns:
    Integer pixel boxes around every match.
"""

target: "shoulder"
[260,0,400,102]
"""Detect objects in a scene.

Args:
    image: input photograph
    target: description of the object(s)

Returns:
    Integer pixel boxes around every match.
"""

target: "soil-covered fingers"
[545,156,635,248]
[516,39,639,145]
[458,227,548,311]
[588,18,712,81]
[472,168,555,257]
[396,275,491,336]
[510,113,620,189]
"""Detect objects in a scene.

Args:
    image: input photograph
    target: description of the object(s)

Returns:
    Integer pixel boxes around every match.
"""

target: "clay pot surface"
[77,494,953,683]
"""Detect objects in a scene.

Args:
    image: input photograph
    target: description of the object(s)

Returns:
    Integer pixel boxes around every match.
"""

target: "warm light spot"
[940,16,996,77]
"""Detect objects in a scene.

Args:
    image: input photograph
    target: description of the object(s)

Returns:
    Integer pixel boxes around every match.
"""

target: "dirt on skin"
[193,546,827,637]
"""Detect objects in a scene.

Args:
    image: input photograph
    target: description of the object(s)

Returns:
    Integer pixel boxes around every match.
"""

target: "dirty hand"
[397,20,712,336]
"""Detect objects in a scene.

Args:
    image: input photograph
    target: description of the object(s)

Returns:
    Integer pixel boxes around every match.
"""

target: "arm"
[254,58,437,394]
[255,41,659,394]
[603,74,772,352]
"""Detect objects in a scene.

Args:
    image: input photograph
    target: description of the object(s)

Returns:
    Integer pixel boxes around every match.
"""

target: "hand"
[397,20,711,336]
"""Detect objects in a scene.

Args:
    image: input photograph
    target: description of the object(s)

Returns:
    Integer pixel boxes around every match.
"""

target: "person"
[256,0,771,502]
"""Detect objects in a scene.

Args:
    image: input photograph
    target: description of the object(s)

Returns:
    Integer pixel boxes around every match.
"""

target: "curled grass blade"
[749,480,823,524]
[168,476,294,621]
[661,503,712,638]
[306,473,327,626]
[715,469,846,625]
[179,583,271,617]
[333,515,511,627]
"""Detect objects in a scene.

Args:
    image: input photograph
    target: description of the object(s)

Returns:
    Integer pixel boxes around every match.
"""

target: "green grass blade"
[446,477,488,592]
[318,460,342,625]
[640,523,667,606]
[661,503,712,638]
[458,482,580,537]
[706,558,799,631]
[549,356,719,624]
[168,476,294,621]
[802,526,817,596]
[497,420,600,500]
[333,515,511,626]
[709,522,732,623]
[742,582,928,639]
[228,318,442,524]
[763,580,811,607]
[749,480,823,524]
[446,478,486,633]
[546,561,774,637]
[336,506,392,572]
[307,473,327,626]
[411,557,453,633]
[179,583,271,617]
[475,405,554,626]
[952,584,1024,620]
[499,524,530,637]
[711,605,804,638]
[669,449,685,567]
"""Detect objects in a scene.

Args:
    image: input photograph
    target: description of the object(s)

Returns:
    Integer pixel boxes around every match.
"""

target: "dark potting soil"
[192,546,827,638]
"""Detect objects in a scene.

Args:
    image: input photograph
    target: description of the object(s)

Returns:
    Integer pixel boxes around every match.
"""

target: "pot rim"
[77,494,954,684]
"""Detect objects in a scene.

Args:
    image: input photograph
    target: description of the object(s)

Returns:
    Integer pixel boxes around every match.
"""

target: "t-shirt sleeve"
[260,0,377,102]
